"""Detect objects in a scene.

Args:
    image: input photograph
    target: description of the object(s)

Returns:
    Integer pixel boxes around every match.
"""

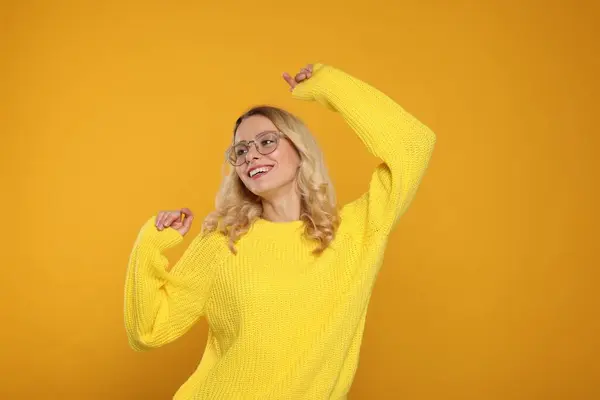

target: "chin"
[247,181,279,198]
[244,177,294,199]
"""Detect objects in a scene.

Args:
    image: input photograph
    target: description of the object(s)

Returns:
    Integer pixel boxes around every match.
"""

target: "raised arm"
[291,63,436,236]
[124,216,225,351]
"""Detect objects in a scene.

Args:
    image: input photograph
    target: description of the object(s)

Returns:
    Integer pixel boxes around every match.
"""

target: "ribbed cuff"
[291,63,337,109]
[138,216,184,251]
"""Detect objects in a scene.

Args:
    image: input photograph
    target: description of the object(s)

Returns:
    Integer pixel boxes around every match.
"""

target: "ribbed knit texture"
[124,64,436,399]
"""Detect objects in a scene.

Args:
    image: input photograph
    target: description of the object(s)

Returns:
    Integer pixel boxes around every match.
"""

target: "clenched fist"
[155,208,194,236]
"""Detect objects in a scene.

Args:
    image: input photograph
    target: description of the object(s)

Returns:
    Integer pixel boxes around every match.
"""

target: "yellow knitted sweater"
[124,64,436,399]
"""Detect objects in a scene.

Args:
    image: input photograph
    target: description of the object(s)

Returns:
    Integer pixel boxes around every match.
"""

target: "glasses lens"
[256,132,279,153]
[229,143,248,165]
[227,132,280,166]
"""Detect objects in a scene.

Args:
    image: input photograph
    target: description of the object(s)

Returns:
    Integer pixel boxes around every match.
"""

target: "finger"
[157,212,167,230]
[163,212,179,228]
[295,72,306,82]
[159,213,170,229]
[180,208,194,231]
[156,212,165,229]
[180,207,194,219]
[182,214,194,231]
[307,64,313,72]
[282,72,296,89]
[301,67,311,79]
[169,220,182,231]
[158,211,173,230]
[163,214,175,228]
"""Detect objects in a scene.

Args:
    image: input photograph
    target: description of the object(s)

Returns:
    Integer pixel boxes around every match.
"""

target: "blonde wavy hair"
[202,105,340,255]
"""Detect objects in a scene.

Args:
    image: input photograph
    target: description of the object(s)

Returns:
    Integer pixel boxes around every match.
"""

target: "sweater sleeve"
[292,64,436,236]
[123,216,225,351]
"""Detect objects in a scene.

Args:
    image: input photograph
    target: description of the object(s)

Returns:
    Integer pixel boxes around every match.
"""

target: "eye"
[235,146,248,156]
[261,139,275,146]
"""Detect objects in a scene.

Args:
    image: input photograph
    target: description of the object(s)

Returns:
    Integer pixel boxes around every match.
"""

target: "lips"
[248,165,274,179]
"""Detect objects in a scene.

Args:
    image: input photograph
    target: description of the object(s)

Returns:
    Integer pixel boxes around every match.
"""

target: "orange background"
[2,1,599,399]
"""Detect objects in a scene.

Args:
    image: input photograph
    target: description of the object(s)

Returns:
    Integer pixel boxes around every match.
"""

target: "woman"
[124,63,436,399]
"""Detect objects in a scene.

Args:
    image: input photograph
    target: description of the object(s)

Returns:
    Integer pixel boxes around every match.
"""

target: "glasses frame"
[225,130,285,166]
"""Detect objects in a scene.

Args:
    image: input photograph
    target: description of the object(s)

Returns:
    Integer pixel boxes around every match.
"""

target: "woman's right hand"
[282,63,313,91]
[155,208,194,236]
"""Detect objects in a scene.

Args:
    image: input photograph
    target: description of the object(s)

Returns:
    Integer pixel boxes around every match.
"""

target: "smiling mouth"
[248,166,273,179]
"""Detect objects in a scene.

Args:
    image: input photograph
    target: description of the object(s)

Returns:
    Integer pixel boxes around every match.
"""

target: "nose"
[245,143,260,163]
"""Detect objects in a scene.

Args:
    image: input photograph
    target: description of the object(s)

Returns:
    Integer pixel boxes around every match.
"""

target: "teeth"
[249,167,270,177]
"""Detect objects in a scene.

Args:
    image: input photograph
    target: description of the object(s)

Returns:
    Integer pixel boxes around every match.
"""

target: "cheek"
[272,144,300,171]
[235,167,247,181]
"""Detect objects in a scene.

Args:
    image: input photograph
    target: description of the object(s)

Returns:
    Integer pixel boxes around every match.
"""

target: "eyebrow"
[234,130,276,145]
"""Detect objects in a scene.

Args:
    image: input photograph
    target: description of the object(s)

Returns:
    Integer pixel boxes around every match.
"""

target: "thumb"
[182,215,194,230]
[181,207,194,229]
[180,207,194,218]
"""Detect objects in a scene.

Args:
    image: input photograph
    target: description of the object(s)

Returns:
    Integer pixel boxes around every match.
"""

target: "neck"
[260,185,301,223]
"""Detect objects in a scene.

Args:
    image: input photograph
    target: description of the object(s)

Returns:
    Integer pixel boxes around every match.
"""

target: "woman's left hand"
[283,64,313,91]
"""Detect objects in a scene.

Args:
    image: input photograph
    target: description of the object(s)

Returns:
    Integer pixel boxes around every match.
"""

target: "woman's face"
[233,115,301,199]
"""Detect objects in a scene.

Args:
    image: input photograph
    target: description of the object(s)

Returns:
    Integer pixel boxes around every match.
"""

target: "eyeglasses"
[226,131,283,166]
